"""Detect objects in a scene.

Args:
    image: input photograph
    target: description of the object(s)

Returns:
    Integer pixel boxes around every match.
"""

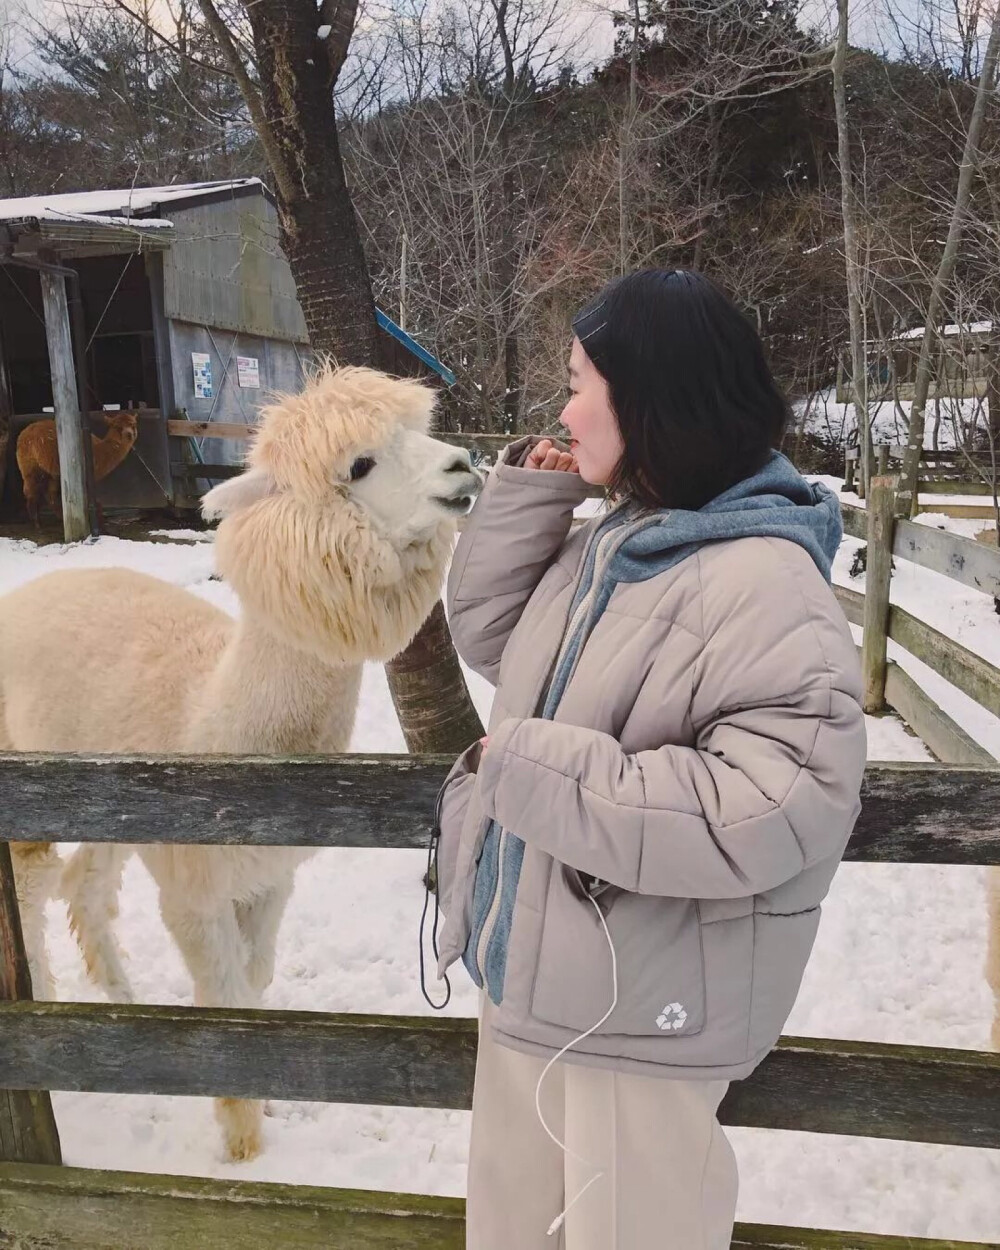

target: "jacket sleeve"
[475,553,867,898]
[446,458,590,684]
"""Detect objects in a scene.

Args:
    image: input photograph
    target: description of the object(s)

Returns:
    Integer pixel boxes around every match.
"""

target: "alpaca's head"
[199,365,484,663]
[105,411,139,446]
[212,364,482,547]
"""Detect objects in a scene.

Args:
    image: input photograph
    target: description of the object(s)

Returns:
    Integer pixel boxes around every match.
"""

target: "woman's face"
[559,337,624,486]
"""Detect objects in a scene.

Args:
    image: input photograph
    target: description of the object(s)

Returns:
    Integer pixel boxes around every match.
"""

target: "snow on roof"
[894,320,993,341]
[0,178,263,226]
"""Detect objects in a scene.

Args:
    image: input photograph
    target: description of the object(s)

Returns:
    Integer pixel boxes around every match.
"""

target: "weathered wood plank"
[165,423,526,459]
[840,502,866,541]
[731,1226,996,1250]
[171,462,244,481]
[0,1163,466,1249]
[916,503,998,520]
[862,476,896,712]
[888,603,1000,720]
[1,1004,998,1148]
[845,501,1000,598]
[835,580,1000,719]
[915,479,993,495]
[834,582,865,626]
[0,753,450,850]
[167,420,257,440]
[38,269,89,542]
[2,755,999,864]
[884,661,996,766]
[0,1164,992,1250]
[0,844,61,1166]
[894,516,1000,598]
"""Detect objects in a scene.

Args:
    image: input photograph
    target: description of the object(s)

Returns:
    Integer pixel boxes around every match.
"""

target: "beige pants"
[467,1000,739,1250]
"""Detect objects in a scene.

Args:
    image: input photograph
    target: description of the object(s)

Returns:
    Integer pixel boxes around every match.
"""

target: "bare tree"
[896,4,1000,516]
[832,0,875,498]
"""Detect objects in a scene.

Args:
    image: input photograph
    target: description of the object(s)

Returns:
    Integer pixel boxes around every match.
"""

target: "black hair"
[571,268,790,511]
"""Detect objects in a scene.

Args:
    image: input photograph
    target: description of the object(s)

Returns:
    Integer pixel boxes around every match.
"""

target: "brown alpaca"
[17,412,139,525]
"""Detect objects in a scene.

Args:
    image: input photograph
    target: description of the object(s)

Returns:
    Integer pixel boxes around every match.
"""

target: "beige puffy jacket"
[434,451,867,1080]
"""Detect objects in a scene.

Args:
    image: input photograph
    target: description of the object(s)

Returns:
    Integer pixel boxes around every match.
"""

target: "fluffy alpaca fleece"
[0,363,480,1162]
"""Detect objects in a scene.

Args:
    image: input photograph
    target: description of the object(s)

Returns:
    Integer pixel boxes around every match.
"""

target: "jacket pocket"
[529,863,706,1038]
[747,907,822,1055]
[434,739,483,916]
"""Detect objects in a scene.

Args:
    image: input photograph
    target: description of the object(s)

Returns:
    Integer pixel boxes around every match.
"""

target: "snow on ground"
[0,529,997,1242]
[798,386,986,451]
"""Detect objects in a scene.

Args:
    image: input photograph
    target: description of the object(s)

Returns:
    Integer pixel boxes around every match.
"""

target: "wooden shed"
[0,179,454,533]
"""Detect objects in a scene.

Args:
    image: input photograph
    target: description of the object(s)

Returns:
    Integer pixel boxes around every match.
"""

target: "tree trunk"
[832,0,874,502]
[247,0,382,366]
[385,600,485,753]
[896,8,1000,518]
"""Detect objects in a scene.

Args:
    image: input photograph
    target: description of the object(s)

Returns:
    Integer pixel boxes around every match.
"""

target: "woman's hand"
[524,438,578,473]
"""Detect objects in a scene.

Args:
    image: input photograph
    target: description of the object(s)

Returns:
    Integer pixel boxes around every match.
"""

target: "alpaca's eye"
[349,456,376,482]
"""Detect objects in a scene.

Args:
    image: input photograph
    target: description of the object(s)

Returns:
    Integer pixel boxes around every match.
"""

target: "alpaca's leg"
[8,842,61,999]
[987,867,1000,1050]
[46,479,62,520]
[22,469,45,527]
[61,844,134,1003]
[236,881,295,999]
[157,893,264,1162]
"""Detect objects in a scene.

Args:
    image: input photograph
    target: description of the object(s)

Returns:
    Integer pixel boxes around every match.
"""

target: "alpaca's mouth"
[434,493,475,515]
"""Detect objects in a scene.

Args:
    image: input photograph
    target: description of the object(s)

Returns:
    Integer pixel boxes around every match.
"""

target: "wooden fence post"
[862,474,897,714]
[0,842,62,1165]
[843,449,856,494]
[877,443,889,475]
[39,266,90,543]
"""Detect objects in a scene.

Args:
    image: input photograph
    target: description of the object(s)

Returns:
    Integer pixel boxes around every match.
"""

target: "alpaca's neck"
[185,616,362,755]
[94,430,134,478]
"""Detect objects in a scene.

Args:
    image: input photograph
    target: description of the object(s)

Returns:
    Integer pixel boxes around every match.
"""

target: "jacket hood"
[612,450,843,585]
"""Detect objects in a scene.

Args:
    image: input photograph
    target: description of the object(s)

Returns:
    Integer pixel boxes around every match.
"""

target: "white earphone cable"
[533,888,619,1237]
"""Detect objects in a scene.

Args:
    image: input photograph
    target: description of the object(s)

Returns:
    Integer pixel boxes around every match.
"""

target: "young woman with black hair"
[430,268,866,1249]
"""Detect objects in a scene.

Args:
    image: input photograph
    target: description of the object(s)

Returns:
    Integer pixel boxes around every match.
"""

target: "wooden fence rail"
[2,755,1000,863]
[1,1004,998,1150]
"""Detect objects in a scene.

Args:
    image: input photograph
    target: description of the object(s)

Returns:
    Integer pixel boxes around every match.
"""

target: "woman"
[430,268,866,1249]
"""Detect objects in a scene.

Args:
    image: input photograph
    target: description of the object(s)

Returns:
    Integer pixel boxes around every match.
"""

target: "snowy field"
[0,515,998,1243]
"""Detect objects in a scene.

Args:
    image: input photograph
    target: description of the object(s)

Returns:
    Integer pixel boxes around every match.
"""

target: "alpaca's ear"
[201,467,277,521]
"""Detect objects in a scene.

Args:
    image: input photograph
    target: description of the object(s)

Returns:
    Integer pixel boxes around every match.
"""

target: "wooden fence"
[837,475,1000,767]
[0,754,999,1249]
[844,444,999,517]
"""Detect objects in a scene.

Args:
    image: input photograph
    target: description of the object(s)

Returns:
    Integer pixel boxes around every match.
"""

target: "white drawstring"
[534,888,619,1238]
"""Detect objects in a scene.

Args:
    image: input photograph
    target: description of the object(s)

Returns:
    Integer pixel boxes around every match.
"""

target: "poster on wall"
[237,356,261,389]
[192,352,213,399]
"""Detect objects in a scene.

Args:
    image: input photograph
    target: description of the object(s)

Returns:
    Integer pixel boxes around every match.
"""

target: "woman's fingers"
[524,439,577,473]
[526,439,553,468]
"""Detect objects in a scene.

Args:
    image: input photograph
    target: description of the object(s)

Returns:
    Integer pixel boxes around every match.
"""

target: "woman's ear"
[201,467,277,521]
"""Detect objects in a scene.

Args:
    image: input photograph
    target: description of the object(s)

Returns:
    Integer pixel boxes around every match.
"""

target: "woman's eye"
[349,456,376,481]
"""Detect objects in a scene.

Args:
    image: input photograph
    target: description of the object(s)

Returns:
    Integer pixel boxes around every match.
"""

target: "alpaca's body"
[16,411,138,524]
[2,366,481,1161]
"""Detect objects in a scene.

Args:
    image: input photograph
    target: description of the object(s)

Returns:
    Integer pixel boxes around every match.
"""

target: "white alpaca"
[0,364,482,1160]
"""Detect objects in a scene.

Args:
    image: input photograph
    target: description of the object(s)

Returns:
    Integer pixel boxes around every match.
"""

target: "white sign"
[237,356,261,389]
[192,352,213,399]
